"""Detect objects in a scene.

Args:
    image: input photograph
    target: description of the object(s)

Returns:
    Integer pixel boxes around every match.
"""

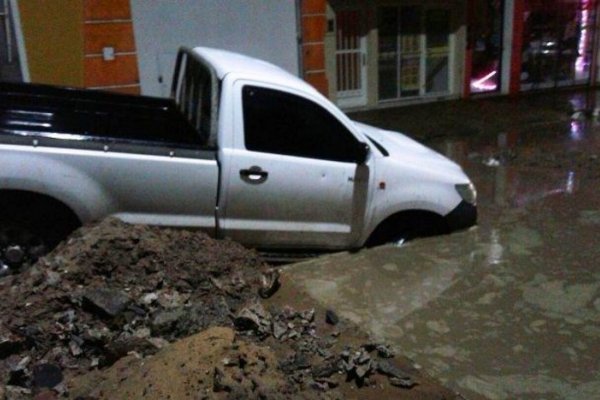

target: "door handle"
[240,166,268,184]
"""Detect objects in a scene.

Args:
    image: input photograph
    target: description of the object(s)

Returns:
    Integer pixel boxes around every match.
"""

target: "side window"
[242,86,360,162]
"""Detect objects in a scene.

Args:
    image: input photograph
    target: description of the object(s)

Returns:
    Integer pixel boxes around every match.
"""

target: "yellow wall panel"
[18,0,84,87]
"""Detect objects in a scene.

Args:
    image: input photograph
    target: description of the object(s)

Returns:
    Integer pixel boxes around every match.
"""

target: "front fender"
[359,181,463,245]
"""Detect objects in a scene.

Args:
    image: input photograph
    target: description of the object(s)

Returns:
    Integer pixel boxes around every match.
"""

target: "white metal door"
[222,150,358,248]
[335,9,367,108]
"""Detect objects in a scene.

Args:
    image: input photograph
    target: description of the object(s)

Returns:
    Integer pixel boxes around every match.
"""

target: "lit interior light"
[566,171,575,194]
[576,0,591,73]
[471,70,498,92]
[570,120,583,141]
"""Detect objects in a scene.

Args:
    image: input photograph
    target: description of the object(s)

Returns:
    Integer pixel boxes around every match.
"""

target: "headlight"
[455,183,477,205]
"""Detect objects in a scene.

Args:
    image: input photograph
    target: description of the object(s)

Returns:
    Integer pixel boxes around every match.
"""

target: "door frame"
[7,0,29,82]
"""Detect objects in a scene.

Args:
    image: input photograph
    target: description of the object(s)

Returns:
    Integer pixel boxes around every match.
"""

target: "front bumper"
[445,200,477,232]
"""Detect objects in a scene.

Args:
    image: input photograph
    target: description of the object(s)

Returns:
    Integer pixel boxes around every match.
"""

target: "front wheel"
[366,212,449,248]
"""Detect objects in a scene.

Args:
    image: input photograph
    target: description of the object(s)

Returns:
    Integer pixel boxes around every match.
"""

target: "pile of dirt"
[68,327,306,400]
[0,218,454,399]
[0,218,270,393]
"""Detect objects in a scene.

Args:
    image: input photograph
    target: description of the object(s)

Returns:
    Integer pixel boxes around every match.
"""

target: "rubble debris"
[233,300,271,338]
[325,309,339,325]
[31,363,62,389]
[377,359,417,388]
[82,288,131,318]
[0,324,25,358]
[376,344,395,359]
[258,268,281,299]
[2,385,31,399]
[389,376,418,389]
[0,218,433,399]
[0,218,268,393]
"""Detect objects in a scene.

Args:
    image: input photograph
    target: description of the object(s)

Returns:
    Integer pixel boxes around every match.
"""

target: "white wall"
[131,0,299,97]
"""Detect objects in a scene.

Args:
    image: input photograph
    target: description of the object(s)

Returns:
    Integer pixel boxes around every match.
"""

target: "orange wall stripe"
[300,0,328,97]
[84,54,139,87]
[84,23,136,54]
[84,0,132,21]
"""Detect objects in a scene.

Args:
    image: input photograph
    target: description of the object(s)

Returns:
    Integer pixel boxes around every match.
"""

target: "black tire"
[0,192,80,272]
[366,211,449,248]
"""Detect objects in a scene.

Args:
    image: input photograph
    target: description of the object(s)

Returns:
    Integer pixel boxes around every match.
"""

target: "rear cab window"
[172,49,220,148]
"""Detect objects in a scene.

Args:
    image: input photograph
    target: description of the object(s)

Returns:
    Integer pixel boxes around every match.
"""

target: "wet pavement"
[283,90,600,399]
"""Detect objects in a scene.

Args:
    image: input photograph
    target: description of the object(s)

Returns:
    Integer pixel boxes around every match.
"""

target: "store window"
[470,1,504,93]
[521,0,597,90]
[377,6,452,101]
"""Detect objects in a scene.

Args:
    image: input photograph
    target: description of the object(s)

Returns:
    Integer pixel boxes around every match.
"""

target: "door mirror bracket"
[356,143,370,164]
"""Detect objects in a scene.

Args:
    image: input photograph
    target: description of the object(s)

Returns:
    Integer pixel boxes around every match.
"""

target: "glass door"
[400,6,423,97]
[425,9,451,94]
[377,7,399,100]
[377,6,451,101]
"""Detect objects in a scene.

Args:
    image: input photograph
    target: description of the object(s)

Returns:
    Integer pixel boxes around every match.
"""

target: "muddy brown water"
[283,95,600,400]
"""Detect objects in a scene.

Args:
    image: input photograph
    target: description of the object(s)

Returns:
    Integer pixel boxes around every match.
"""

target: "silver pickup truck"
[0,47,477,269]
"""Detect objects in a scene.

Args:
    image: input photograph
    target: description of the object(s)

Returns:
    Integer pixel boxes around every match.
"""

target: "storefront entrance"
[377,5,452,101]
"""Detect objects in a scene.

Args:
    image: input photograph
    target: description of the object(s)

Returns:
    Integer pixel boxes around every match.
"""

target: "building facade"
[2,0,298,97]
[2,0,598,110]
[301,0,600,109]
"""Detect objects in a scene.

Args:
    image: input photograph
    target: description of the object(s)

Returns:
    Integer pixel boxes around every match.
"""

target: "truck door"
[220,82,370,249]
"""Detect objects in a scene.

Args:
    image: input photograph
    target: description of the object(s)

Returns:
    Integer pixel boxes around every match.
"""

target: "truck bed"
[0,82,205,152]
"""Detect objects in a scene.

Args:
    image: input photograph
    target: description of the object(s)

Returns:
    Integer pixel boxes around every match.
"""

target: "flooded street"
[283,92,600,399]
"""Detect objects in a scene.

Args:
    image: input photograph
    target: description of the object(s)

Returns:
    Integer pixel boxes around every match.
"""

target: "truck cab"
[176,47,476,250]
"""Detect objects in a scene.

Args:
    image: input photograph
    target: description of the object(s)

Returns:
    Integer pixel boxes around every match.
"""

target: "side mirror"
[355,142,370,164]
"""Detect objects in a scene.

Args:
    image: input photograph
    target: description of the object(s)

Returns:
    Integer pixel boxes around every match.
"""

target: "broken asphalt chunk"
[376,359,412,381]
[0,324,25,359]
[258,269,280,299]
[389,376,417,389]
[272,321,287,340]
[376,344,395,359]
[233,301,271,338]
[31,363,63,389]
[82,288,131,318]
[325,309,339,325]
[311,362,339,379]
[151,309,185,335]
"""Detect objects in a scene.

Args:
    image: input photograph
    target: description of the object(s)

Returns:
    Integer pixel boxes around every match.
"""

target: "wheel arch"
[0,189,82,241]
[364,209,450,247]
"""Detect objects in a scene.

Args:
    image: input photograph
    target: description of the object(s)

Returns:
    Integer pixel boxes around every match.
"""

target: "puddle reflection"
[288,102,600,400]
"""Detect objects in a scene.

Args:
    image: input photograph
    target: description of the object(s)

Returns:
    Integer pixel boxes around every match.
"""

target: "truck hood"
[353,121,468,181]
